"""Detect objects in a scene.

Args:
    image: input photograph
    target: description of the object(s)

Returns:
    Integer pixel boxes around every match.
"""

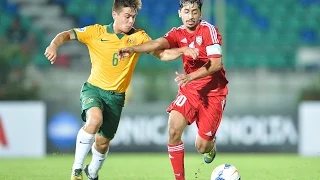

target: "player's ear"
[178,10,181,18]
[112,11,117,20]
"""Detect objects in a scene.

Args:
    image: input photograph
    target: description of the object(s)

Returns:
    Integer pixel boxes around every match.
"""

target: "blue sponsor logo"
[48,112,82,149]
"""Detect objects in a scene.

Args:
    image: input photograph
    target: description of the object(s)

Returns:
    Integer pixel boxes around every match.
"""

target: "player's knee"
[85,119,102,133]
[96,137,111,153]
[168,111,187,143]
[168,125,183,142]
[195,140,212,154]
[97,142,109,153]
[85,108,103,132]
[87,118,102,128]
[195,143,207,154]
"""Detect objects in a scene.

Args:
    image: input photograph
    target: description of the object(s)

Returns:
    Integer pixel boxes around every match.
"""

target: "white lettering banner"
[298,102,320,157]
[112,114,298,149]
[0,102,46,157]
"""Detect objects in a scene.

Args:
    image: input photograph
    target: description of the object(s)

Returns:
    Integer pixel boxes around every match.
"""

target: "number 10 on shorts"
[174,95,187,107]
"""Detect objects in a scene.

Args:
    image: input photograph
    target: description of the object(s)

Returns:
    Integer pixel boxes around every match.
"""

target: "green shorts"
[80,82,125,139]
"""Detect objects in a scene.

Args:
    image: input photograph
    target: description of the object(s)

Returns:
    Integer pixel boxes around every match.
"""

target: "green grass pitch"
[0,153,319,180]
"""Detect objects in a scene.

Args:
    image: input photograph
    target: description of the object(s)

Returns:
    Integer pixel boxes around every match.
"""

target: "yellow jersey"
[72,24,151,93]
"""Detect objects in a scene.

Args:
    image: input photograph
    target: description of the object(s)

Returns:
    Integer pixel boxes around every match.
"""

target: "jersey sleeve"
[204,25,223,58]
[163,28,179,48]
[72,24,100,44]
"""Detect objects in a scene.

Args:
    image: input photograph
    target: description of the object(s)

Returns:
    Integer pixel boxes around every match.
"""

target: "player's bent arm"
[50,30,75,49]
[188,57,223,81]
[133,37,170,53]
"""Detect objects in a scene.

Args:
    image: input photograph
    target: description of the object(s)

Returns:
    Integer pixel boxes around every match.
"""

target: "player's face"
[178,3,202,31]
[113,7,137,33]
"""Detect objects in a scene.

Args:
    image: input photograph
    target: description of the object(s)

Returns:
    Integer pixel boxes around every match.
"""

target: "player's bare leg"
[71,107,103,180]
[195,134,215,153]
[167,110,188,180]
[195,135,217,164]
[84,134,110,180]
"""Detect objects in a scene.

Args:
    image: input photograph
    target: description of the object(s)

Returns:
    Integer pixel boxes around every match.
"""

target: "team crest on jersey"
[196,36,202,45]
[126,38,136,45]
[76,27,86,32]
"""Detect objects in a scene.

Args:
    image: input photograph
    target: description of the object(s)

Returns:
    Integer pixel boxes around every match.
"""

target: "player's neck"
[113,23,123,34]
[185,22,200,33]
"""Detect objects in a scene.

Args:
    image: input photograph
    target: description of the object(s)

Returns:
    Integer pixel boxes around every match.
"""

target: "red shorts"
[167,88,226,141]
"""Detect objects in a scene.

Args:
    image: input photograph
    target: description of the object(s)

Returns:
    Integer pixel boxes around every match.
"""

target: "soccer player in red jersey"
[118,0,228,179]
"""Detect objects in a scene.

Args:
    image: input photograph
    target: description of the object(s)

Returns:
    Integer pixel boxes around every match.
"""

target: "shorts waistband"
[86,82,125,95]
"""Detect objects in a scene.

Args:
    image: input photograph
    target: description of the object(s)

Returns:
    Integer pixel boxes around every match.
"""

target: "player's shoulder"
[132,28,148,35]
[77,24,106,34]
[131,28,150,39]
[168,25,186,33]
[83,24,105,30]
[92,24,104,28]
[94,24,107,32]
[128,28,151,43]
[199,20,220,32]
[164,25,185,38]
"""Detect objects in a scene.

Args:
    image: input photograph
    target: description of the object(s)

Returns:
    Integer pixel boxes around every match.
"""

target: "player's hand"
[118,47,134,60]
[174,71,193,87]
[44,44,58,64]
[181,47,199,60]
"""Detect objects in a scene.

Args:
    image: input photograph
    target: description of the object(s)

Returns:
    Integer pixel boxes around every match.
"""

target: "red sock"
[168,142,185,180]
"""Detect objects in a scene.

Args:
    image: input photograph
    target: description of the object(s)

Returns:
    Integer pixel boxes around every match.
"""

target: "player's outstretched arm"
[152,47,199,61]
[135,37,170,53]
[118,37,170,59]
[44,30,75,64]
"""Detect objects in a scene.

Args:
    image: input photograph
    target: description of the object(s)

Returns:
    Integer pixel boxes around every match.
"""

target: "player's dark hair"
[113,0,142,12]
[179,0,203,11]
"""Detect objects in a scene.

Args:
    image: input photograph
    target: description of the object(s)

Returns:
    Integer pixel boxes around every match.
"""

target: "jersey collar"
[107,23,135,39]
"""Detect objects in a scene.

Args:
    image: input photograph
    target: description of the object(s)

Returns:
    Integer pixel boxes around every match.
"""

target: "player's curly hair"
[113,0,142,12]
[179,0,203,11]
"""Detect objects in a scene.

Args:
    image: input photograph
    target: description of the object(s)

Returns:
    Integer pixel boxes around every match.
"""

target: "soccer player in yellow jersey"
[44,0,198,180]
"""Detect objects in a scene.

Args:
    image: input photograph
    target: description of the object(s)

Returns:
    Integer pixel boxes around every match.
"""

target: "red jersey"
[164,20,228,96]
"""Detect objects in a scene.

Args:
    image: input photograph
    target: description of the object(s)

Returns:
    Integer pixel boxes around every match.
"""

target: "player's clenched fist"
[118,47,134,60]
[44,43,58,64]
